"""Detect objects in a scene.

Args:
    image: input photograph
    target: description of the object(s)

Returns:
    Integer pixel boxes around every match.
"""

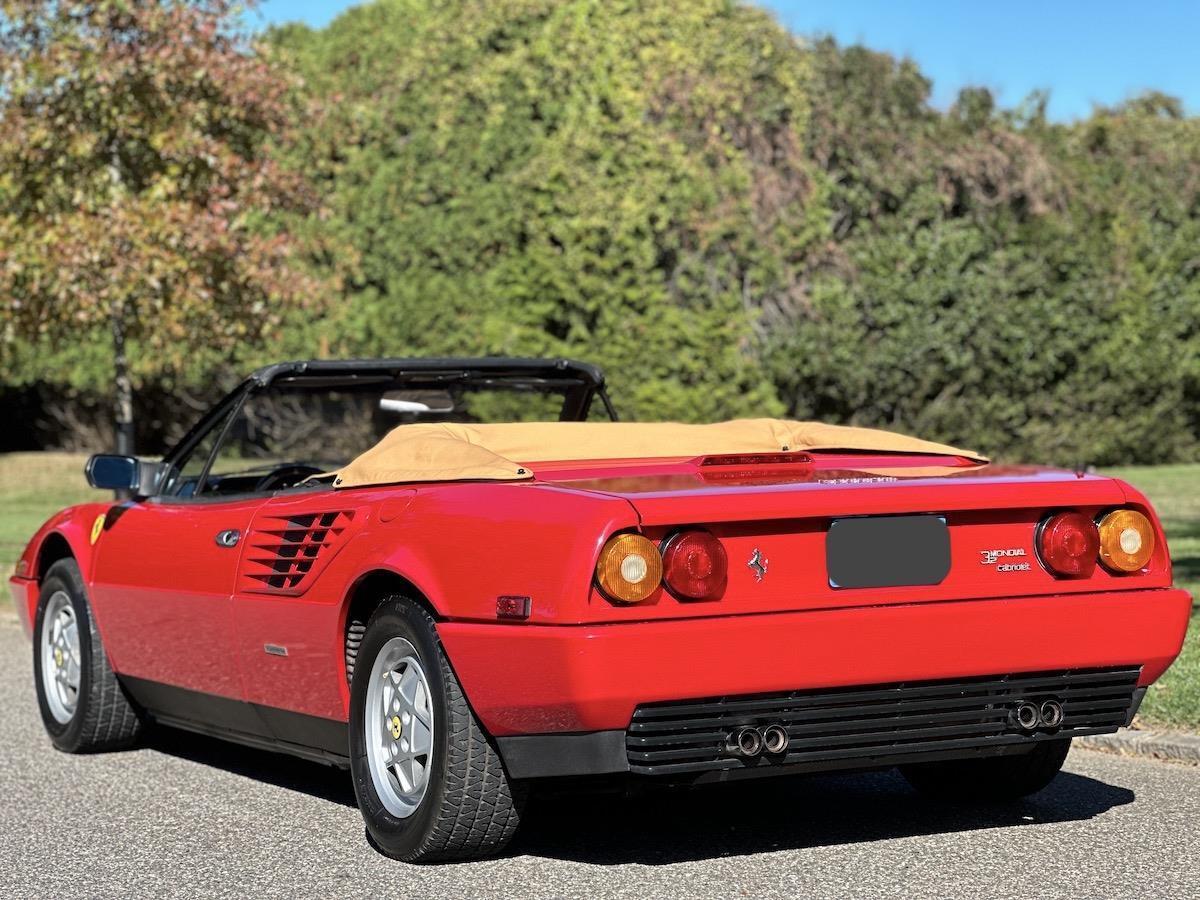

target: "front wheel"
[900,739,1071,802]
[348,597,525,862]
[32,558,144,752]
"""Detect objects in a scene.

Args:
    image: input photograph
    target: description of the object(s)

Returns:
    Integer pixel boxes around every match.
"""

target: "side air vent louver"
[240,510,355,595]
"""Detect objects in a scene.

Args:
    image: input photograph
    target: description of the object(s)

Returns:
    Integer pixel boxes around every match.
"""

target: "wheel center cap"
[389,715,402,740]
[54,648,63,668]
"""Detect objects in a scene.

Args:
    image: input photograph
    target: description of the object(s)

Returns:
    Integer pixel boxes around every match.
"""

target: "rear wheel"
[900,739,1071,802]
[32,558,144,752]
[348,597,525,862]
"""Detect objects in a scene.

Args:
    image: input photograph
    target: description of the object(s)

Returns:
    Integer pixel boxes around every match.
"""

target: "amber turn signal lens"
[1098,509,1155,573]
[596,533,663,603]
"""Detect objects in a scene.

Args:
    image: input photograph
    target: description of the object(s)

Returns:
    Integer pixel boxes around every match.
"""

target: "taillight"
[1098,509,1155,573]
[595,533,663,603]
[661,530,728,600]
[1036,511,1100,578]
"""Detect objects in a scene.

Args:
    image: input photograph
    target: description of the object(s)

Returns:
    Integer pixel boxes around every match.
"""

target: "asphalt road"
[2,619,1198,900]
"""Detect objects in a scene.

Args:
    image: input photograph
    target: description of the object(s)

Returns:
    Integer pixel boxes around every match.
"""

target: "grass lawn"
[0,452,1196,729]
[1104,465,1199,730]
[0,453,98,579]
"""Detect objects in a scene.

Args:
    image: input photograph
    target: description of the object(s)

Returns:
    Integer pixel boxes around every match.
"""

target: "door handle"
[215,529,241,548]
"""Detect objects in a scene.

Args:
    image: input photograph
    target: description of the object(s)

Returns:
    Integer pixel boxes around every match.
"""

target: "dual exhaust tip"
[726,724,789,758]
[1013,698,1064,732]
[726,699,1063,759]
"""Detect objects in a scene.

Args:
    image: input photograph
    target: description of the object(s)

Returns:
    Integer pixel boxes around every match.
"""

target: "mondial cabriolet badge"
[748,548,768,581]
[979,547,1032,572]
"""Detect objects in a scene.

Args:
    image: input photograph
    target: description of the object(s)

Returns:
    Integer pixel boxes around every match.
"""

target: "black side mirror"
[85,455,140,491]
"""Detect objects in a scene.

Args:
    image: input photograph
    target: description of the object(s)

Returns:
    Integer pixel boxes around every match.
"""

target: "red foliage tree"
[0,0,324,452]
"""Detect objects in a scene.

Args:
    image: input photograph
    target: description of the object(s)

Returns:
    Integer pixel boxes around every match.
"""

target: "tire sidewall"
[348,599,451,858]
[32,560,95,751]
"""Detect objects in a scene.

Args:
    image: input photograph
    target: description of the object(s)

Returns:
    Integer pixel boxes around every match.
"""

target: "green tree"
[8,2,1200,467]
[0,0,324,452]
[271,0,828,422]
[769,38,1200,465]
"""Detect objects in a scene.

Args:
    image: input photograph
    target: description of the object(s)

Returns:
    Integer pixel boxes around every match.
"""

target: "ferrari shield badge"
[90,512,107,545]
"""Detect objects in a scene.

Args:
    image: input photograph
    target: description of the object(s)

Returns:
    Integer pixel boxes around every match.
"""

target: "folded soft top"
[330,419,986,489]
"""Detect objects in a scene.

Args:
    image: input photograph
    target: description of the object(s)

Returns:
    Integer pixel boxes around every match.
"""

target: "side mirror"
[85,455,140,491]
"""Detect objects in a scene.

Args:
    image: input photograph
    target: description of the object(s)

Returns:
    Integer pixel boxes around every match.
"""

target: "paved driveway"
[1,621,1196,899]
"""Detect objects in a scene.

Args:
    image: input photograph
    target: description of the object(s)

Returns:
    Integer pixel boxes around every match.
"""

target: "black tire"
[900,739,1071,802]
[348,597,526,863]
[32,558,144,753]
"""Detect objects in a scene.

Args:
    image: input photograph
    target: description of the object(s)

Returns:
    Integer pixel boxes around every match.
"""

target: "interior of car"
[159,361,613,499]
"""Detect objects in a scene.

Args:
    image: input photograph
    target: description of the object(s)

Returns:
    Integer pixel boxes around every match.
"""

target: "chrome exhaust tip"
[1039,698,1064,729]
[726,726,764,758]
[1013,700,1040,732]
[761,724,789,755]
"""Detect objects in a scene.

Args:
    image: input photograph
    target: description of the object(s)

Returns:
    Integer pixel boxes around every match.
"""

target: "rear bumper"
[495,680,1151,781]
[442,588,1192,776]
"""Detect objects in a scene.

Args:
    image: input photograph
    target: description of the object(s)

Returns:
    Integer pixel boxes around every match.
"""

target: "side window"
[160,402,240,497]
[197,388,371,496]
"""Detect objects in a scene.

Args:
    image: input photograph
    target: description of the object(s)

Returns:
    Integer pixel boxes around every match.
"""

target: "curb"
[1077,728,1200,765]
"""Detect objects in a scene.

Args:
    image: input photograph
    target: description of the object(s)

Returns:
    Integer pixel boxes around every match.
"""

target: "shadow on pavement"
[509,766,1135,865]
[144,725,1134,864]
[147,726,358,808]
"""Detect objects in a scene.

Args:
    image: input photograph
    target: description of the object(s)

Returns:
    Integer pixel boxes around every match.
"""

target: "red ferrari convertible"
[11,358,1192,862]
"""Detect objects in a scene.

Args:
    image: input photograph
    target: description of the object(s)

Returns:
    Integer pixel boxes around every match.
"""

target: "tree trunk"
[111,299,135,457]
[107,137,136,459]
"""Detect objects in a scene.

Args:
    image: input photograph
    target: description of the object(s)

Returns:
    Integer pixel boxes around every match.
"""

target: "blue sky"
[255,0,1200,121]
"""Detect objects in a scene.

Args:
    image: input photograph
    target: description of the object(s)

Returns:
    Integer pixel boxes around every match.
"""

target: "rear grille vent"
[240,510,354,594]
[626,667,1141,776]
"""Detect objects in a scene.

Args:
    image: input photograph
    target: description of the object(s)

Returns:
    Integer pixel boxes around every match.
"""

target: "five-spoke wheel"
[348,596,525,862]
[33,558,143,752]
[365,639,435,817]
[39,590,82,724]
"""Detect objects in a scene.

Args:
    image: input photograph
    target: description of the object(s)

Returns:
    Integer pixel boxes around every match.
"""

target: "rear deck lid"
[537,453,1167,621]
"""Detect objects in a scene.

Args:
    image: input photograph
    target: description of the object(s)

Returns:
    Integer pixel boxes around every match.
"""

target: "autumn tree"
[0,0,323,453]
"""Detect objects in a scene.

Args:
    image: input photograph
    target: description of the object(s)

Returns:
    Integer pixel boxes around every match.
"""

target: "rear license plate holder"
[826,514,950,589]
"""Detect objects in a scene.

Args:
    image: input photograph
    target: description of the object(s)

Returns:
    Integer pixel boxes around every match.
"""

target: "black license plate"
[826,515,950,589]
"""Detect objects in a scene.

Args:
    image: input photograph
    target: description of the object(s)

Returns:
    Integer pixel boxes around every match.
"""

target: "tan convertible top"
[330,419,986,488]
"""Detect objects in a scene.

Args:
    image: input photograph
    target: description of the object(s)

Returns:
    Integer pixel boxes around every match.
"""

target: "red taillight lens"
[1037,511,1100,578]
[662,530,728,600]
